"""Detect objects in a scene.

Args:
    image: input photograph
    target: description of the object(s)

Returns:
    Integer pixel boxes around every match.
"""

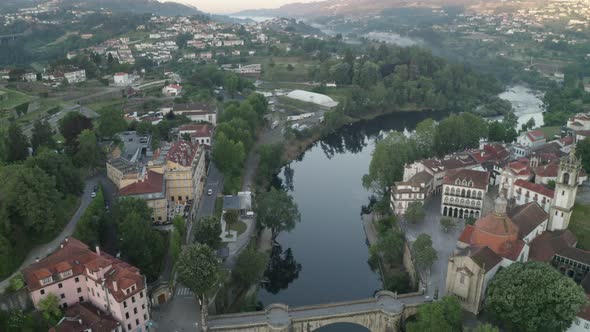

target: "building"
[441,169,489,219]
[114,73,132,86]
[498,160,533,199]
[446,194,547,313]
[119,171,167,223]
[390,171,433,215]
[231,64,262,74]
[106,132,151,189]
[534,160,587,185]
[516,130,546,148]
[64,70,86,84]
[22,72,37,82]
[22,237,151,332]
[403,153,480,193]
[162,84,182,97]
[222,191,253,216]
[149,140,206,208]
[548,149,581,231]
[106,158,143,190]
[513,179,554,212]
[50,302,122,332]
[285,90,339,109]
[567,113,590,132]
[178,123,213,146]
[172,103,217,125]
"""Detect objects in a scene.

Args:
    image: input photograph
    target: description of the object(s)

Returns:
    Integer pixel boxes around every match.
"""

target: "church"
[446,148,590,317]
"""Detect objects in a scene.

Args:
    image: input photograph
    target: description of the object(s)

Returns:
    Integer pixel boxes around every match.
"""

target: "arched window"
[462,180,467,186]
[444,197,449,203]
[461,189,466,197]
[445,187,450,194]
[477,201,481,207]
[563,173,570,185]
[455,179,461,185]
[468,180,473,187]
[467,190,471,198]
[477,191,483,199]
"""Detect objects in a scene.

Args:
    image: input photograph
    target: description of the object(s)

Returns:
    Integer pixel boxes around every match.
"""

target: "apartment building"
[22,238,150,332]
[119,171,167,223]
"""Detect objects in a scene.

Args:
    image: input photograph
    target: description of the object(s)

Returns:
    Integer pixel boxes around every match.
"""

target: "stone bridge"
[208,291,426,332]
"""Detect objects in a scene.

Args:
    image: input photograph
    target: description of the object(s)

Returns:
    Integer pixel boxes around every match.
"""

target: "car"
[207,189,213,196]
[91,192,96,198]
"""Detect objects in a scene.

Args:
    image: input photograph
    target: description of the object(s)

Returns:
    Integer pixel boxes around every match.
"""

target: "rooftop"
[119,170,165,197]
[513,179,554,197]
[443,169,489,189]
[50,302,120,332]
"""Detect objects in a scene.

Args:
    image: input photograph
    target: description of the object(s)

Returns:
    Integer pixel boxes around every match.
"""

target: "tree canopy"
[406,296,462,332]
[255,188,301,241]
[412,234,437,270]
[485,261,587,332]
[193,216,223,250]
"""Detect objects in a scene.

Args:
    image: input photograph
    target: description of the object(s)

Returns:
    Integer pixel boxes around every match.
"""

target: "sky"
[161,0,318,14]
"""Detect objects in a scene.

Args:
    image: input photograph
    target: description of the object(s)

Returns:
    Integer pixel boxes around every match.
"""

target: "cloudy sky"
[162,0,318,14]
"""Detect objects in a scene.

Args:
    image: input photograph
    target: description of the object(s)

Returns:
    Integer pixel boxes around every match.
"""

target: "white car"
[91,192,96,198]
[207,189,213,196]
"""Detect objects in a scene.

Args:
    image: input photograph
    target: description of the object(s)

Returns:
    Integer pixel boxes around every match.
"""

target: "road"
[187,164,224,243]
[0,174,115,292]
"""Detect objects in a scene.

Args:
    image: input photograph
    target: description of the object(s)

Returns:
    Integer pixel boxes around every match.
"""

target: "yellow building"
[119,171,168,223]
[106,158,142,189]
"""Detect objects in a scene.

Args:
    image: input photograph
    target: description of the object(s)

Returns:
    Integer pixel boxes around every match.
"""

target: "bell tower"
[548,145,581,231]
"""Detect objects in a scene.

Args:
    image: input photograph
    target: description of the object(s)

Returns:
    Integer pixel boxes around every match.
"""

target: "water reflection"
[262,244,302,295]
[314,323,371,332]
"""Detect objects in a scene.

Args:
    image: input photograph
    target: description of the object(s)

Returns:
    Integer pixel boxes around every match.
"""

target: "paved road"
[0,174,115,292]
[187,164,224,243]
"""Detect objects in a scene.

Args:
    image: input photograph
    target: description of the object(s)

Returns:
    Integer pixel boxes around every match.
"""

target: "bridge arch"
[312,322,371,331]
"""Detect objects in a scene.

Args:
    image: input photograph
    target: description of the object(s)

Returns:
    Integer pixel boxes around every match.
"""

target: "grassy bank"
[570,203,590,250]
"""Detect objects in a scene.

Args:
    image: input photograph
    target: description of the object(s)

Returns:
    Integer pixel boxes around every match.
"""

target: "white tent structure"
[286,90,339,108]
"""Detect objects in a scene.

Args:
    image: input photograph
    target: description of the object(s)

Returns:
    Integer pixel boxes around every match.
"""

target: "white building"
[516,130,546,148]
[513,179,554,212]
[22,72,37,82]
[64,70,86,84]
[441,169,489,219]
[162,84,182,97]
[285,90,339,109]
[173,103,217,125]
[390,171,433,215]
[113,72,131,86]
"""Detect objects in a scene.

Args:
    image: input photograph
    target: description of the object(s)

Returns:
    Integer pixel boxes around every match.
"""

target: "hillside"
[62,0,201,16]
[233,0,483,18]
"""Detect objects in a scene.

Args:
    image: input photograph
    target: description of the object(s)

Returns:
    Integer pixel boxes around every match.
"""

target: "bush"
[8,275,24,292]
[384,271,412,293]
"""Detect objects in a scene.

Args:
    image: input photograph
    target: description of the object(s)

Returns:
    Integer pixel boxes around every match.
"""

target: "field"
[0,88,37,110]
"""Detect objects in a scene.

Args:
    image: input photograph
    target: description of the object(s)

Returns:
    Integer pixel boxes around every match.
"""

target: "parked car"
[207,189,213,196]
[91,192,96,198]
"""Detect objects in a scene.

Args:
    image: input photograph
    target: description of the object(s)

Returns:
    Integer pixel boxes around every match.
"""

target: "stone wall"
[403,241,418,288]
[0,289,32,311]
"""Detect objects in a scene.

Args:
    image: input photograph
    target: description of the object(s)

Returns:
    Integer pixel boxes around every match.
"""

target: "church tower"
[548,146,581,231]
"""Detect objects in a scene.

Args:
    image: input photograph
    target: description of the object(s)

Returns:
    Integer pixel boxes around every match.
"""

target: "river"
[256,87,544,330]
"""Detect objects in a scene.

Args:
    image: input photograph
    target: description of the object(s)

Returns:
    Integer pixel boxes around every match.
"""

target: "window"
[41,276,53,285]
[60,293,65,299]
[142,304,145,309]
[459,274,465,284]
[562,190,565,196]
[123,301,127,308]
[585,322,589,329]
[58,283,63,289]
[126,312,129,319]
[132,296,136,303]
[144,314,147,320]
[128,324,131,330]
[136,319,140,326]
[40,289,45,295]
[75,277,79,283]
[134,308,138,314]
[77,287,82,293]
[79,296,84,302]
[140,291,144,298]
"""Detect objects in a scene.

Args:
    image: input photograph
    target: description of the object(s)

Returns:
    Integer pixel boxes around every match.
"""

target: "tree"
[97,107,126,138]
[363,131,419,194]
[257,144,284,185]
[488,121,506,142]
[26,150,83,195]
[225,73,239,98]
[503,111,518,130]
[59,112,92,153]
[470,323,499,332]
[486,262,587,332]
[233,247,269,288]
[38,294,63,326]
[74,188,105,246]
[177,244,221,331]
[212,132,246,177]
[404,202,426,224]
[224,209,239,231]
[6,123,29,163]
[193,216,223,250]
[31,120,55,152]
[440,217,455,232]
[576,138,590,173]
[414,118,437,157]
[413,234,437,270]
[74,129,102,169]
[370,228,404,266]
[434,113,488,156]
[406,296,462,332]
[255,188,301,241]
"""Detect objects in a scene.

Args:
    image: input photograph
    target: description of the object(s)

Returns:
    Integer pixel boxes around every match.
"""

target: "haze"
[161,0,318,14]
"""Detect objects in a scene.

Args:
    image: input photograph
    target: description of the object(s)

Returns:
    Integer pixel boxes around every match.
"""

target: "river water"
[256,87,544,330]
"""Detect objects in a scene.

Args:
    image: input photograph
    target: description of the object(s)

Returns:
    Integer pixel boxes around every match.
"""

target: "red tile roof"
[514,179,554,197]
[526,130,545,142]
[119,171,164,196]
[50,302,121,332]
[179,123,213,138]
[166,140,200,167]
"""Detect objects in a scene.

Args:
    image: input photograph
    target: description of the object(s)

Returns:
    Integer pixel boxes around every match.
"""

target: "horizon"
[160,0,319,14]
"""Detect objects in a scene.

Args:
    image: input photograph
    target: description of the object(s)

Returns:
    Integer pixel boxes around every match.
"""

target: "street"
[0,174,116,293]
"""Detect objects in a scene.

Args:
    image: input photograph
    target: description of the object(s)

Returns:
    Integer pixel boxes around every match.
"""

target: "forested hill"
[60,0,202,16]
[317,43,507,130]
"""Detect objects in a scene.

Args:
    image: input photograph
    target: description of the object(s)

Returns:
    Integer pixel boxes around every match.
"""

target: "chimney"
[35,257,39,263]
[95,246,101,256]
[113,280,118,292]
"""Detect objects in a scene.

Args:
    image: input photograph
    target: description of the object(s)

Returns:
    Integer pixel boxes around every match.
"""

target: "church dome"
[471,191,519,253]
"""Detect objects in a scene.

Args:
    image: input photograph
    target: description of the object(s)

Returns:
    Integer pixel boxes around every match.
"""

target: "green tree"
[224,209,239,231]
[576,138,590,173]
[363,131,419,194]
[440,217,455,232]
[225,73,239,98]
[256,144,283,185]
[414,118,437,157]
[434,113,488,156]
[404,202,426,224]
[177,244,221,331]
[470,323,499,332]
[255,187,301,241]
[59,112,92,153]
[193,216,223,250]
[406,296,462,332]
[74,129,102,169]
[413,234,437,270]
[31,120,55,153]
[38,293,63,326]
[212,132,246,176]
[74,187,105,246]
[97,107,126,138]
[26,150,83,195]
[488,121,506,142]
[6,123,29,163]
[233,247,269,288]
[370,228,404,266]
[486,262,587,332]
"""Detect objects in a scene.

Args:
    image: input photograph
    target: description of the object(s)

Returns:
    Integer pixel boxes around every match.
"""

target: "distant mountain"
[234,0,482,18]
[60,0,202,16]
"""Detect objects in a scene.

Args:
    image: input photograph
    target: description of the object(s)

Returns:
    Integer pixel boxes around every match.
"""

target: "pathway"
[0,174,115,292]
